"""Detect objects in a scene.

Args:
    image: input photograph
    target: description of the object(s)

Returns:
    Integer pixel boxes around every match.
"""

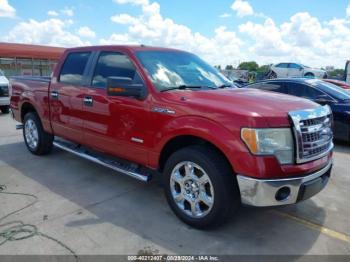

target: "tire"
[23,112,54,155]
[163,145,240,229]
[0,105,10,114]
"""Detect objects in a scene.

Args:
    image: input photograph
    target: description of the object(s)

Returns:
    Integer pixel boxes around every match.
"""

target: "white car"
[0,70,10,114]
[269,63,327,79]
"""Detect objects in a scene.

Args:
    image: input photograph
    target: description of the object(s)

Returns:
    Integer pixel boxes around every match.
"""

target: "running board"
[53,139,151,182]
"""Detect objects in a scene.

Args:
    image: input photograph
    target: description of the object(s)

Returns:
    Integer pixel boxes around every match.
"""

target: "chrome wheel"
[24,119,39,150]
[170,161,214,218]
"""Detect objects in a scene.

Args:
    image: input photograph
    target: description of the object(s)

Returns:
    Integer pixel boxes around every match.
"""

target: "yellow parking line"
[272,210,350,244]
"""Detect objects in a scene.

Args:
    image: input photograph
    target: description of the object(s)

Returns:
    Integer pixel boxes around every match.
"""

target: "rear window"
[59,52,91,85]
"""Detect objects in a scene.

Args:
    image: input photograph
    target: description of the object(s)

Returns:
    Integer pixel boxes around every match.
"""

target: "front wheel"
[23,112,54,155]
[163,145,240,229]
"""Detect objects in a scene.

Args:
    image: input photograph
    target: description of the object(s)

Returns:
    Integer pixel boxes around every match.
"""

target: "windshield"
[136,50,232,91]
[0,70,4,76]
[306,79,350,100]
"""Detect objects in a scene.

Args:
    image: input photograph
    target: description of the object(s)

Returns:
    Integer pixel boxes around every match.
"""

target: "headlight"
[241,128,294,164]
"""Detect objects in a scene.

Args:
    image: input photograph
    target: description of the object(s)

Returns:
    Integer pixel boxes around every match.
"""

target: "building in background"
[0,43,65,77]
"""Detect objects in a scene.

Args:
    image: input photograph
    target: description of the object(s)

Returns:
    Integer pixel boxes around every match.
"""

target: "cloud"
[219,13,231,18]
[0,0,15,18]
[231,0,253,17]
[238,11,350,67]
[347,4,350,17]
[61,7,74,17]
[2,18,90,47]
[104,0,243,66]
[47,10,59,16]
[78,26,96,38]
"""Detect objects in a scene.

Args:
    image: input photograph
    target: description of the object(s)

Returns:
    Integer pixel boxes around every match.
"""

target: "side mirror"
[107,76,146,99]
[314,95,333,104]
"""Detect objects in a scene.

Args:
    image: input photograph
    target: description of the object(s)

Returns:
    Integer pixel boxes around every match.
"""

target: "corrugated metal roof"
[0,42,65,60]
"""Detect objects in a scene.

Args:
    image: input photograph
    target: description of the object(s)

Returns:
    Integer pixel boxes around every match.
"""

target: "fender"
[150,115,248,170]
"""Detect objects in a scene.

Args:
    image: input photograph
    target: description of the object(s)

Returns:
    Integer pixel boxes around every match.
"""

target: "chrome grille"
[289,106,333,164]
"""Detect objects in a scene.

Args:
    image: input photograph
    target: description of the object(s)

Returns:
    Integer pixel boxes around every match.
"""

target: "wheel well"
[159,135,233,173]
[21,102,37,121]
[304,72,314,76]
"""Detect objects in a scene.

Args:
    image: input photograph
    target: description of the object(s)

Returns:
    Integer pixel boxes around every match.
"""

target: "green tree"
[225,65,234,70]
[238,61,259,72]
[257,64,270,73]
[329,69,345,78]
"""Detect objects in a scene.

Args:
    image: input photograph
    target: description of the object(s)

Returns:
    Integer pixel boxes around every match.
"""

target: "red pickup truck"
[10,45,334,228]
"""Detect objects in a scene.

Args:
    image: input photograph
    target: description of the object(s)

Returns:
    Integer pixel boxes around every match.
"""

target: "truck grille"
[289,106,333,164]
[0,85,9,97]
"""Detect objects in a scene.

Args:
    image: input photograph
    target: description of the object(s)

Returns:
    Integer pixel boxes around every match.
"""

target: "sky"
[1,0,350,68]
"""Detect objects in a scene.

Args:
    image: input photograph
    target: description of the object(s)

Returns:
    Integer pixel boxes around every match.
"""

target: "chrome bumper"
[237,160,332,207]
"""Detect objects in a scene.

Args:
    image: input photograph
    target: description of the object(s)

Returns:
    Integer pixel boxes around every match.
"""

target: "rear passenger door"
[50,51,92,144]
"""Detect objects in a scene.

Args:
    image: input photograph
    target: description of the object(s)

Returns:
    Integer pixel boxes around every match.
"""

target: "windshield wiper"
[160,85,207,92]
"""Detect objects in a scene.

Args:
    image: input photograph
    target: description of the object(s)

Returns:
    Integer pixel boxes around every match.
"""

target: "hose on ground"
[0,184,78,261]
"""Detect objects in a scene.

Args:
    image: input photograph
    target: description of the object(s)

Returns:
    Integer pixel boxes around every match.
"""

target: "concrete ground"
[0,113,350,257]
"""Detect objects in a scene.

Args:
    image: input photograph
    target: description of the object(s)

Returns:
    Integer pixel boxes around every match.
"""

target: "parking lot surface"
[0,113,350,256]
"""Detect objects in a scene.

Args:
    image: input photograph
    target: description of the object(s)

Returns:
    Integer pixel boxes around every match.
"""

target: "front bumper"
[0,97,10,106]
[237,160,332,207]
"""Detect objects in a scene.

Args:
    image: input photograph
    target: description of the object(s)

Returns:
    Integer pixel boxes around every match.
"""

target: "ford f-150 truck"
[10,45,334,228]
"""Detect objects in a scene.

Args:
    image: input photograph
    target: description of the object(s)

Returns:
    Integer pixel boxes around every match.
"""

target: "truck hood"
[162,88,319,127]
[0,76,9,85]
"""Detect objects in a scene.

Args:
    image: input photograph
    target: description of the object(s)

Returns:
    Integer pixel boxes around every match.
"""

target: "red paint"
[10,45,333,179]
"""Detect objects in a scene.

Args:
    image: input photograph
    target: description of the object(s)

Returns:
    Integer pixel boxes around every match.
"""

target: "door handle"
[51,91,59,99]
[84,96,93,106]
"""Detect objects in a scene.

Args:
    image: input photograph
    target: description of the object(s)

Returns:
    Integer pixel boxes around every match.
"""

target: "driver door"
[288,63,303,77]
[81,51,152,166]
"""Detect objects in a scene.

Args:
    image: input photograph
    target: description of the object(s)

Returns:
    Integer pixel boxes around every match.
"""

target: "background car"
[245,78,350,142]
[324,79,350,90]
[0,70,10,114]
[268,63,327,79]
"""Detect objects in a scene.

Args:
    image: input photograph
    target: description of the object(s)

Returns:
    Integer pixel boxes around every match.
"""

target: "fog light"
[275,187,291,201]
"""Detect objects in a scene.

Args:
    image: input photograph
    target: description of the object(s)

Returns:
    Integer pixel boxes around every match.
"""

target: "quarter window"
[92,52,137,88]
[59,52,91,85]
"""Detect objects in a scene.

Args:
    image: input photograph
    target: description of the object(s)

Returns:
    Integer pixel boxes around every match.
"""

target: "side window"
[276,63,288,68]
[59,52,91,84]
[287,83,323,99]
[289,63,302,69]
[259,82,286,93]
[92,52,138,88]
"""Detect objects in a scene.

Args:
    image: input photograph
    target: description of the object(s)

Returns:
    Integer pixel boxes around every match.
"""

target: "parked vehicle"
[324,79,350,90]
[268,63,327,79]
[0,70,10,114]
[10,46,333,228]
[246,78,350,142]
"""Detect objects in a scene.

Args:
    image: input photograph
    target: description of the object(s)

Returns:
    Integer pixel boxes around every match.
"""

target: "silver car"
[0,70,10,114]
